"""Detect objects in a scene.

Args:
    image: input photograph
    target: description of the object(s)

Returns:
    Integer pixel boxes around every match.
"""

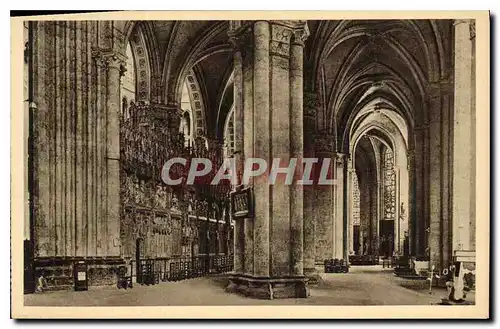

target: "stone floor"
[24,265,474,306]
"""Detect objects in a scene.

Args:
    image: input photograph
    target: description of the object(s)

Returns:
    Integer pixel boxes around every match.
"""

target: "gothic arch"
[307,19,447,143]
[184,69,208,137]
[309,20,445,89]
[340,94,415,157]
[215,69,235,139]
[161,21,229,105]
[122,22,159,102]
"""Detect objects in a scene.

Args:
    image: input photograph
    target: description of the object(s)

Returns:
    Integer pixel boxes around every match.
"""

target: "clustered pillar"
[313,133,335,263]
[452,19,476,253]
[31,21,124,259]
[227,20,309,299]
[302,92,318,280]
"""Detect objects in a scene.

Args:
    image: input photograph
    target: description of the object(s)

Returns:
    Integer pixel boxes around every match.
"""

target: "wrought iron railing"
[130,254,234,285]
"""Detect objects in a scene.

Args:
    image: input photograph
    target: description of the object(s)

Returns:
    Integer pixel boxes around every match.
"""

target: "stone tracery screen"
[383,148,396,221]
[352,173,360,226]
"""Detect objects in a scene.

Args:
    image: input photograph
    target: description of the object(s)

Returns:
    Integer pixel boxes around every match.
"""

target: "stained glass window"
[180,82,193,147]
[383,148,396,221]
[121,43,136,108]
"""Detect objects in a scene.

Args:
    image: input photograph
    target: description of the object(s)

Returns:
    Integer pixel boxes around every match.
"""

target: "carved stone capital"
[270,23,293,58]
[470,20,476,39]
[291,21,310,46]
[105,54,127,72]
[92,49,106,68]
[335,153,347,165]
[92,48,127,72]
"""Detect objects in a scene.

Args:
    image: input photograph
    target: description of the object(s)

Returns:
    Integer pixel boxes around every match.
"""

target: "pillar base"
[226,274,309,299]
[304,267,322,285]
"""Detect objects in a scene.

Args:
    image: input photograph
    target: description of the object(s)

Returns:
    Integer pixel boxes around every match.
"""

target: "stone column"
[428,83,442,269]
[452,19,476,252]
[394,166,400,254]
[346,158,355,259]
[303,92,318,279]
[469,21,476,251]
[252,21,271,278]
[413,126,427,257]
[407,150,416,255]
[313,133,335,263]
[29,22,127,286]
[105,54,126,256]
[289,27,309,276]
[427,80,453,270]
[369,175,379,255]
[233,22,256,277]
[335,153,346,259]
[226,21,309,299]
[230,35,245,274]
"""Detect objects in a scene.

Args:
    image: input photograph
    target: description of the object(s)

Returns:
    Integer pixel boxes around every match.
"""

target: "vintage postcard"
[10,11,490,319]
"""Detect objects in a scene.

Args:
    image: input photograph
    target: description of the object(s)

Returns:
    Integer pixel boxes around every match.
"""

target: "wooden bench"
[324,259,349,273]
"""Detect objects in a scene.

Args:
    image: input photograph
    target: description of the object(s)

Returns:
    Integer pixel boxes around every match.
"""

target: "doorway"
[379,220,395,258]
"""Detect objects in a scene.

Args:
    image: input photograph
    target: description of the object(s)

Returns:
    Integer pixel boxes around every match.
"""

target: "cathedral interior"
[23,19,476,300]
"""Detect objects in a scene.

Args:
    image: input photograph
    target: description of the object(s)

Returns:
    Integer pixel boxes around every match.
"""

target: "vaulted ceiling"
[304,19,453,145]
[123,19,453,142]
[125,20,234,138]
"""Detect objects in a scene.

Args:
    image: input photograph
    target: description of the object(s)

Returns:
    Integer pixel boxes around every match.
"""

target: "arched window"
[180,111,191,147]
[383,148,396,221]
[180,82,193,147]
[121,42,136,119]
[223,109,235,158]
[352,173,360,226]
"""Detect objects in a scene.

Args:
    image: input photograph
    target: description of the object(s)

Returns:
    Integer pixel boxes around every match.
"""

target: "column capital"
[291,22,310,47]
[269,23,293,58]
[335,153,347,165]
[92,49,106,68]
[92,48,127,72]
[453,18,476,40]
[470,20,476,39]
[105,54,127,71]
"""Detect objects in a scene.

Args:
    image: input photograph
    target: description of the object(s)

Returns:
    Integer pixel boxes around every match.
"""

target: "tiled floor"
[24,266,474,306]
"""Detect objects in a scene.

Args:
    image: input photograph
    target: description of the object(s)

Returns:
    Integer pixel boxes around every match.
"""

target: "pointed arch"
[123,22,156,102]
[183,70,208,138]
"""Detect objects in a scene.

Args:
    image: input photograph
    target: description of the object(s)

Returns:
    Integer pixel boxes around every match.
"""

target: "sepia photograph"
[10,11,490,319]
